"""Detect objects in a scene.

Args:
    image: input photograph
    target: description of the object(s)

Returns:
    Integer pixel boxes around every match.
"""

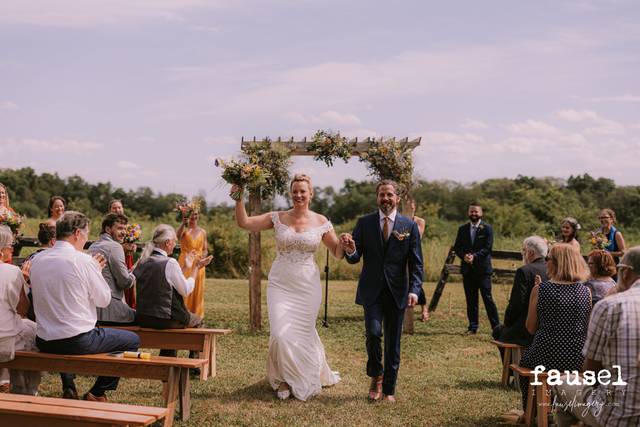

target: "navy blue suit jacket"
[453,220,493,275]
[345,211,424,309]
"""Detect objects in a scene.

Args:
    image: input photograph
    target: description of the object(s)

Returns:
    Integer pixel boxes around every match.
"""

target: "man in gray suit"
[88,214,136,325]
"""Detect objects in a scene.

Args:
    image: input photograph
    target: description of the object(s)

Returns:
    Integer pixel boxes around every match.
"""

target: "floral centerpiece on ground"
[0,209,24,235]
[307,129,354,167]
[123,223,142,244]
[174,197,203,222]
[359,138,414,193]
[588,231,609,250]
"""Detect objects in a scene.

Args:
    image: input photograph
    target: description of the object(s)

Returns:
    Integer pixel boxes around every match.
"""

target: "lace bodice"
[271,212,333,264]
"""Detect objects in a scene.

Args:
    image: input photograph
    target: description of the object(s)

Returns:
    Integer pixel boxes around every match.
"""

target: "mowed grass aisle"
[38,279,522,426]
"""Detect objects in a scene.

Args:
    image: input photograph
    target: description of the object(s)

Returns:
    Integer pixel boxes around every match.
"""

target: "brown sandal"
[368,376,383,401]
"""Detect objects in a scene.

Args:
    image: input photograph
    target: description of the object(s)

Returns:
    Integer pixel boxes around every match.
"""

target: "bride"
[231,174,342,401]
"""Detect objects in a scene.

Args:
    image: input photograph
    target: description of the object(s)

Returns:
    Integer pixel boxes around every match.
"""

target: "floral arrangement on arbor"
[174,197,202,222]
[215,159,271,201]
[0,210,24,234]
[123,223,142,244]
[359,138,414,192]
[588,231,610,250]
[307,129,354,167]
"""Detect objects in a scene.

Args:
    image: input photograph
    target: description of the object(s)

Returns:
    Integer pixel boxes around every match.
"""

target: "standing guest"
[46,196,66,227]
[584,250,617,306]
[516,244,591,419]
[555,246,640,427]
[558,217,581,252]
[0,225,41,395]
[177,209,209,319]
[0,183,15,217]
[108,199,136,308]
[87,214,136,325]
[133,224,212,357]
[598,208,626,263]
[493,236,548,347]
[453,203,500,335]
[406,197,428,322]
[108,199,124,215]
[340,180,424,403]
[30,211,140,402]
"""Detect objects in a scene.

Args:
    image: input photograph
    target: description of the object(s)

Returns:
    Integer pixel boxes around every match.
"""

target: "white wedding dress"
[266,212,340,401]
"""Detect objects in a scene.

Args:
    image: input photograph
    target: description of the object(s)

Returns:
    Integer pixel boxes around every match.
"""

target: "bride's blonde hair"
[290,174,313,192]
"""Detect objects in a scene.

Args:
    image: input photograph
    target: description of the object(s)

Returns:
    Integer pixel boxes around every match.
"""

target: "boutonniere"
[478,224,485,231]
[392,229,411,241]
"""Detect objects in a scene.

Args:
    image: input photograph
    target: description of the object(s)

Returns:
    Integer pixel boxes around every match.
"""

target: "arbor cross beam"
[240,135,422,332]
[241,136,421,156]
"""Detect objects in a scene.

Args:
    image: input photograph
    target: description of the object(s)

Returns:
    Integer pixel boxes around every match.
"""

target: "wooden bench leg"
[199,335,212,381]
[524,382,535,427]
[511,348,522,389]
[501,347,512,386]
[163,367,179,427]
[179,367,191,422]
[536,383,549,427]
[210,336,217,378]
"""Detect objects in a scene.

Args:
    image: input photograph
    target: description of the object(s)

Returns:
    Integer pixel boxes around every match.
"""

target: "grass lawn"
[37,279,522,426]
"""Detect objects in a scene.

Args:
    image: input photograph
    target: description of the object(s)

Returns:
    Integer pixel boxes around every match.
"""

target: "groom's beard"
[379,202,395,215]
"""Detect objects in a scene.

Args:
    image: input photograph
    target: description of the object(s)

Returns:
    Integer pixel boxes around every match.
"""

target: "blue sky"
[1,0,639,203]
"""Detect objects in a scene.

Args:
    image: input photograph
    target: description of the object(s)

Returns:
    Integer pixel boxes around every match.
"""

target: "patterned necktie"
[383,217,390,242]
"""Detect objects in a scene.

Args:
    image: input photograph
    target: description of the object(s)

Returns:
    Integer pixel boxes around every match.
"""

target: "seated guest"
[555,246,640,426]
[558,217,581,252]
[493,236,548,347]
[23,223,56,322]
[0,225,41,395]
[45,196,66,227]
[133,224,212,357]
[517,244,591,419]
[88,214,136,325]
[584,249,617,306]
[30,211,140,402]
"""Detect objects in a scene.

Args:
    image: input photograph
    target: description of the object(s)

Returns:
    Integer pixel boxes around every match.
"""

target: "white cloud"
[556,109,625,135]
[117,160,139,169]
[283,110,362,126]
[506,119,560,136]
[0,138,102,152]
[575,94,640,103]
[0,0,231,29]
[0,101,18,111]
[461,119,489,130]
[556,109,601,122]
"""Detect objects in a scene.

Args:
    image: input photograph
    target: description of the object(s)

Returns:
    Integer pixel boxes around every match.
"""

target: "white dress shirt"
[154,249,195,297]
[0,263,28,340]
[379,209,397,233]
[30,240,111,341]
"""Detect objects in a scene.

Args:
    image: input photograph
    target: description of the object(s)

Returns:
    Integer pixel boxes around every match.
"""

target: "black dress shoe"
[464,330,477,336]
[189,368,201,378]
[62,387,79,399]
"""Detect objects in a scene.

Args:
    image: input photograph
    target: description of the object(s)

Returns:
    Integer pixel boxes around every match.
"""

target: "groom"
[340,180,424,402]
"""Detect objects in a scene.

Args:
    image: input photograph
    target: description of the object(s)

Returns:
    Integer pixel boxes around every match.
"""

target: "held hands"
[339,233,355,254]
[92,253,107,269]
[464,253,474,264]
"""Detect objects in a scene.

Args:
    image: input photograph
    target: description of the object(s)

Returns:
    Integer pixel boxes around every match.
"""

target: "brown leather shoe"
[83,392,107,402]
[368,375,383,401]
[382,394,396,403]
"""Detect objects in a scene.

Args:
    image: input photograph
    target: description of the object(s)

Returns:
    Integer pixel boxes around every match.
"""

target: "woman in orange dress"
[177,210,210,319]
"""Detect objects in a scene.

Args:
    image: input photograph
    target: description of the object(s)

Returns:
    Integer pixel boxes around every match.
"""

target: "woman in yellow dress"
[177,209,210,319]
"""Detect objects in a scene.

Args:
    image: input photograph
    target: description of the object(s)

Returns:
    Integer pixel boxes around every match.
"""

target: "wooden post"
[248,192,262,331]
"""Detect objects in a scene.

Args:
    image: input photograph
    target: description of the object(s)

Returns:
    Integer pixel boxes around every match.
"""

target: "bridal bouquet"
[588,231,609,250]
[174,197,202,222]
[123,223,142,244]
[307,129,354,166]
[215,158,270,201]
[0,210,24,234]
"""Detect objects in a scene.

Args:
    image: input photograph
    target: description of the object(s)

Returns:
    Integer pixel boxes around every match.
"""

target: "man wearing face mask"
[453,203,500,335]
[554,246,640,427]
[340,180,424,403]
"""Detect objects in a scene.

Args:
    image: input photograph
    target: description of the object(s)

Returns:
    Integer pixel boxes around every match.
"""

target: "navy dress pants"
[36,327,140,396]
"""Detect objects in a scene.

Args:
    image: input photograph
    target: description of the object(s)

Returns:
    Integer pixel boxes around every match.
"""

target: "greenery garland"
[241,138,293,200]
[307,129,354,167]
[359,138,414,193]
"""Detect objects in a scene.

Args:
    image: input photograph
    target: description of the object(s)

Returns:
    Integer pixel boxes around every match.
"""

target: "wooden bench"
[510,364,550,427]
[105,326,232,381]
[490,340,523,387]
[0,351,206,426]
[0,393,168,426]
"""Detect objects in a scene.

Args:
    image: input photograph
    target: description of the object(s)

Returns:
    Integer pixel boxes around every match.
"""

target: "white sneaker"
[276,389,291,400]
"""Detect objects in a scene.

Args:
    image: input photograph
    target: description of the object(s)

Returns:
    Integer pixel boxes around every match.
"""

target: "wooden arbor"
[240,136,422,331]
